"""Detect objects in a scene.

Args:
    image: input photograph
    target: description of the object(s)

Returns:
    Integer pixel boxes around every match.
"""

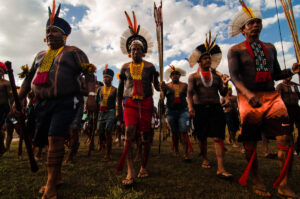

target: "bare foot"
[201,159,211,169]
[217,170,232,179]
[39,180,64,194]
[101,155,111,162]
[252,184,271,197]
[137,168,149,178]
[278,185,297,199]
[122,178,134,186]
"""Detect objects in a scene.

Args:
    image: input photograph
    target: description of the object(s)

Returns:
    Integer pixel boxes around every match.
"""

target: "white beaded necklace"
[199,71,213,88]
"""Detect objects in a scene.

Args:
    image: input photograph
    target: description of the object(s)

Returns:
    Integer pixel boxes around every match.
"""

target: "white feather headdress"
[188,31,222,70]
[120,11,153,55]
[164,65,186,82]
[228,0,262,38]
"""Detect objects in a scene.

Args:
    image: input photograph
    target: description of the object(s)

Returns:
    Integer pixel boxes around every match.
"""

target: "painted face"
[46,26,65,49]
[170,71,181,83]
[130,43,144,62]
[199,54,211,70]
[103,75,112,86]
[241,18,262,39]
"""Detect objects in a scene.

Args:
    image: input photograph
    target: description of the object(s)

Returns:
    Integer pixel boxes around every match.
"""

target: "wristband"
[88,92,96,96]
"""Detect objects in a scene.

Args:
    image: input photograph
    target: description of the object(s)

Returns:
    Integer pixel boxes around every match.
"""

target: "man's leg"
[4,122,14,151]
[138,131,151,178]
[123,125,136,185]
[65,128,80,163]
[243,141,271,197]
[0,128,5,155]
[180,132,189,159]
[214,138,232,177]
[172,133,179,156]
[276,134,297,198]
[199,138,210,168]
[103,128,112,161]
[43,136,65,198]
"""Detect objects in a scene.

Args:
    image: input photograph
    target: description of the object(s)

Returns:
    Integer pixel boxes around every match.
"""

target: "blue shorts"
[33,96,79,147]
[166,108,190,134]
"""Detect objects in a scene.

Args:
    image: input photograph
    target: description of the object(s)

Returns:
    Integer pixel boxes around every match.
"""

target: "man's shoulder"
[229,42,245,52]
[64,45,85,53]
[143,60,155,68]
[121,62,130,70]
[188,72,198,79]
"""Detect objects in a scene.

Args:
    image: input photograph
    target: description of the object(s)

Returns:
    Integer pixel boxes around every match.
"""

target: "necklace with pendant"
[199,71,213,88]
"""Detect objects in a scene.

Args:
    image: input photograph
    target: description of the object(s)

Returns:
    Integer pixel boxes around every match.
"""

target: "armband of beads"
[81,63,97,75]
[18,64,30,79]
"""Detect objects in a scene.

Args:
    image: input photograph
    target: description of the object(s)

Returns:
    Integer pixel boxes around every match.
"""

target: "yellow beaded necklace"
[39,46,64,73]
[100,86,112,108]
[130,62,144,80]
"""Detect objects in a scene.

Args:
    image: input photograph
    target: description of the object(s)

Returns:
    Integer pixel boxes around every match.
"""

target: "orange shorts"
[237,91,291,141]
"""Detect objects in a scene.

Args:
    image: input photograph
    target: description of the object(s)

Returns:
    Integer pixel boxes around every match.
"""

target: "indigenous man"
[161,65,193,160]
[220,85,239,147]
[0,62,12,156]
[187,33,232,178]
[227,1,300,197]
[96,65,117,162]
[15,2,96,198]
[116,11,159,186]
[276,77,300,155]
[65,74,87,163]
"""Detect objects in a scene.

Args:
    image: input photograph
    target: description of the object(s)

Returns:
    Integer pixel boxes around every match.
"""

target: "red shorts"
[237,91,291,141]
[123,97,153,133]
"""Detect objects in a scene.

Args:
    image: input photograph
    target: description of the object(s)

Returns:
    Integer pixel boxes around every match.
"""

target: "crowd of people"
[0,0,300,199]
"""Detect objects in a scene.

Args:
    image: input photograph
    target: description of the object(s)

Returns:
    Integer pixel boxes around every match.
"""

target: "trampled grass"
[0,131,299,199]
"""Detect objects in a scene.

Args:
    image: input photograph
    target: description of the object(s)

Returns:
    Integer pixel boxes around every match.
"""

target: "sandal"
[252,185,271,198]
[216,170,233,179]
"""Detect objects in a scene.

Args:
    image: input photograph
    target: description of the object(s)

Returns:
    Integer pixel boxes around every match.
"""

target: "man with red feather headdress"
[116,11,160,186]
[227,0,300,197]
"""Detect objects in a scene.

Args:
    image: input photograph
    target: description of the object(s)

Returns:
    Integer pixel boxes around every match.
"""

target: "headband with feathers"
[46,0,71,35]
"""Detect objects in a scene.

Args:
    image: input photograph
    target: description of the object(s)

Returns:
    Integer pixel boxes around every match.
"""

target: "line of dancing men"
[0,1,300,199]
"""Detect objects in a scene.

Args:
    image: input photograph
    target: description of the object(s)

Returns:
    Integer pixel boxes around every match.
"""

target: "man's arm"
[228,47,261,107]
[272,47,294,81]
[187,74,195,117]
[18,59,38,100]
[152,66,160,91]
[117,66,126,111]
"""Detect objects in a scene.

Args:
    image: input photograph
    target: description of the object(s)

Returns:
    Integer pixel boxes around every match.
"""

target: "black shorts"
[33,96,79,147]
[225,111,240,132]
[193,104,226,141]
[0,104,10,128]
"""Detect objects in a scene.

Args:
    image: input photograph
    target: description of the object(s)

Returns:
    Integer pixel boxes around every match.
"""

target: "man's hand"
[292,63,300,74]
[116,107,123,120]
[247,93,262,108]
[221,74,230,85]
[160,81,166,91]
[86,96,97,112]
[188,108,195,118]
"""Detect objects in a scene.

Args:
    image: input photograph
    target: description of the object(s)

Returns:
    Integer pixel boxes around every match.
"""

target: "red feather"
[239,0,252,17]
[133,11,137,34]
[125,11,134,33]
[104,64,108,72]
[50,0,56,25]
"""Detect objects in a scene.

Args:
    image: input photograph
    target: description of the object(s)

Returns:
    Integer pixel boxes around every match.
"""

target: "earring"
[62,35,67,41]
[128,54,131,58]
[43,38,46,43]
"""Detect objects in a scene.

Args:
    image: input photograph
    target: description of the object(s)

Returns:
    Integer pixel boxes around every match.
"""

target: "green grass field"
[0,131,299,199]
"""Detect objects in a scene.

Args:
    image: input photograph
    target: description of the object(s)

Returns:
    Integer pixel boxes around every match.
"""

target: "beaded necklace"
[100,86,112,112]
[130,62,144,100]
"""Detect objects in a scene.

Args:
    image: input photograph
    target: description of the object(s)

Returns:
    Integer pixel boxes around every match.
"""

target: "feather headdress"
[103,64,114,78]
[188,31,222,69]
[120,11,153,55]
[228,0,262,38]
[46,0,71,35]
[164,65,186,82]
[0,62,7,73]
